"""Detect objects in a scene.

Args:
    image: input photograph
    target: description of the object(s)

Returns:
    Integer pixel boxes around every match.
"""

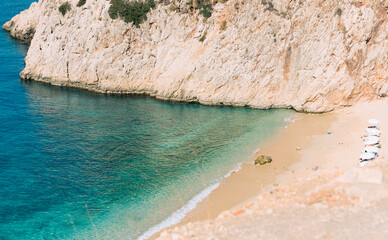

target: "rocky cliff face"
[3,0,388,112]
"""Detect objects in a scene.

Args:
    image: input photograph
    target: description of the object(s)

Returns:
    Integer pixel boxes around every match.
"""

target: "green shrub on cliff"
[196,0,213,18]
[59,2,71,16]
[108,0,156,28]
[199,30,207,42]
[187,0,213,18]
[220,20,227,31]
[336,8,342,16]
[77,0,87,7]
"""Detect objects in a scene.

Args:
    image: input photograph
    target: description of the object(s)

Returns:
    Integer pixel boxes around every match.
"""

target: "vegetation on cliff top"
[58,2,71,16]
[108,0,218,26]
[108,0,156,28]
[193,0,213,18]
[77,0,87,7]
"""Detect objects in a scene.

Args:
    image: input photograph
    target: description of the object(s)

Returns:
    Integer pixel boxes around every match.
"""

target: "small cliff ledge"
[3,0,388,112]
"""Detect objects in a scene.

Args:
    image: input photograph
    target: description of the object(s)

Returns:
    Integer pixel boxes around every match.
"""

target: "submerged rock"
[255,155,272,165]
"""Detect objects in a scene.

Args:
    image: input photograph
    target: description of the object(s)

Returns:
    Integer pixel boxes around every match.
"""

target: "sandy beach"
[175,110,336,223]
[157,97,388,239]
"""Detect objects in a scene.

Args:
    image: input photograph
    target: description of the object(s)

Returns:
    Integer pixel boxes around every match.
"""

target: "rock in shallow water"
[254,155,272,165]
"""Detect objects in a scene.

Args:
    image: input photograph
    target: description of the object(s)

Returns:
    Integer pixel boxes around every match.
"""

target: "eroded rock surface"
[3,0,388,112]
[2,1,45,41]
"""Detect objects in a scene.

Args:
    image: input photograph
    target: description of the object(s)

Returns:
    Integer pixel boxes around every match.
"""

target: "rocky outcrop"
[2,1,45,41]
[3,0,388,112]
[254,155,272,165]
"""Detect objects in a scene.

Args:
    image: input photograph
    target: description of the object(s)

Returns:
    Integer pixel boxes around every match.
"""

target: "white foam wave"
[283,117,292,123]
[137,164,242,240]
[251,148,261,158]
[282,116,294,129]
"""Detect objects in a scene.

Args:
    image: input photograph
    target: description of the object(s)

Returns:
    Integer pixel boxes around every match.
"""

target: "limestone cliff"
[3,0,388,112]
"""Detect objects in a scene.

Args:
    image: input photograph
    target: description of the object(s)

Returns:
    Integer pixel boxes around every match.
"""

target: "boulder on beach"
[255,155,272,165]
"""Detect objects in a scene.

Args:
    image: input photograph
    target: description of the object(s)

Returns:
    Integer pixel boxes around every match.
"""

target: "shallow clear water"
[0,1,294,239]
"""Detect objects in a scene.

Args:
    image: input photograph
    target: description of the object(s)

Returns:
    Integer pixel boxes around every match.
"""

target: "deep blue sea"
[0,1,293,239]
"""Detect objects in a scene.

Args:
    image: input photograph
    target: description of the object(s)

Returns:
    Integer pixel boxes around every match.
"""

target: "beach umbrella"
[365,136,380,142]
[365,128,381,136]
[368,118,380,125]
[367,132,381,137]
[360,152,375,160]
[364,136,380,145]
[363,146,379,154]
[359,161,368,167]
[364,138,379,145]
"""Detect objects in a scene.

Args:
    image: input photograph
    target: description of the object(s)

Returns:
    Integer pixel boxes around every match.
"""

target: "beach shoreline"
[150,105,336,238]
[177,111,336,222]
[156,98,388,239]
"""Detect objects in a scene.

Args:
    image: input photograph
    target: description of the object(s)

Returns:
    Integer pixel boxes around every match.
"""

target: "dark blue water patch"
[0,1,294,239]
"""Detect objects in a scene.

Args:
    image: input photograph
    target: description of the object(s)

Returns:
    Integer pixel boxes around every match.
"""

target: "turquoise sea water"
[0,1,293,239]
